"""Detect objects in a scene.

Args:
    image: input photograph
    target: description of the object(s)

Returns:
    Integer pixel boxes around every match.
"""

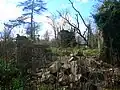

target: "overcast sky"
[0,0,98,38]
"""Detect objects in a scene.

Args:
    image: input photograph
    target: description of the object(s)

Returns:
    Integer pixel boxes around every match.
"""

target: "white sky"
[0,0,22,21]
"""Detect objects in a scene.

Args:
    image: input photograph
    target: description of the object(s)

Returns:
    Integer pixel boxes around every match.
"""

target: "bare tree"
[68,0,89,29]
[3,21,20,42]
[2,16,30,41]
[57,0,93,47]
[46,12,69,39]
[57,11,88,46]
[43,30,49,41]
[46,14,58,39]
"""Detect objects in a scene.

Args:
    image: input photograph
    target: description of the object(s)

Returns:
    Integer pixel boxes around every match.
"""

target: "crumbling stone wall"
[16,35,53,72]
[16,35,54,89]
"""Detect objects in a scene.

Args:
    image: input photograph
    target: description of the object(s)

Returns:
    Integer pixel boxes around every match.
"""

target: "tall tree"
[87,22,94,48]
[17,0,47,40]
[93,0,120,64]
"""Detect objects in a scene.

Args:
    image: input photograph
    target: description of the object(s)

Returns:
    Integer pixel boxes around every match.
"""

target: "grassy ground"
[50,47,100,57]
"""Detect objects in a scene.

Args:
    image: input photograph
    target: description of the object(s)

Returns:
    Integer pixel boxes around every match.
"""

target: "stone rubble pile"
[34,54,120,90]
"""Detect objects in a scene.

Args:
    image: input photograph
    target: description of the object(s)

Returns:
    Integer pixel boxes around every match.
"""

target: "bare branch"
[4,23,19,39]
[57,11,88,45]
[83,29,87,37]
[46,14,58,39]
[75,14,79,29]
[69,0,89,29]
[57,11,76,29]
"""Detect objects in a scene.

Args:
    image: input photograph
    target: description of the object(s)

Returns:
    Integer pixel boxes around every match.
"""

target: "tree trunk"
[30,0,34,40]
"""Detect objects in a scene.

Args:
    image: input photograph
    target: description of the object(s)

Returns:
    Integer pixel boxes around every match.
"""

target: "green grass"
[50,47,100,57]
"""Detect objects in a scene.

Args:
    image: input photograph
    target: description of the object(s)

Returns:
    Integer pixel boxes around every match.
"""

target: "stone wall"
[16,35,53,71]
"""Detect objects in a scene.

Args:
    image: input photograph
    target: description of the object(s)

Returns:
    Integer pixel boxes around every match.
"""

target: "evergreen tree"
[93,0,120,65]
[18,0,47,40]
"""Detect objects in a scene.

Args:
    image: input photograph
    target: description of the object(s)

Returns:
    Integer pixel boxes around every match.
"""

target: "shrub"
[0,58,22,89]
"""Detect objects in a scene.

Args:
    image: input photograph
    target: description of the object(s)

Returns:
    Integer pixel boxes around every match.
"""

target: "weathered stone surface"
[49,61,61,74]
[70,60,78,75]
[61,62,70,70]
[58,74,70,86]
[34,55,120,89]
[41,71,50,82]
